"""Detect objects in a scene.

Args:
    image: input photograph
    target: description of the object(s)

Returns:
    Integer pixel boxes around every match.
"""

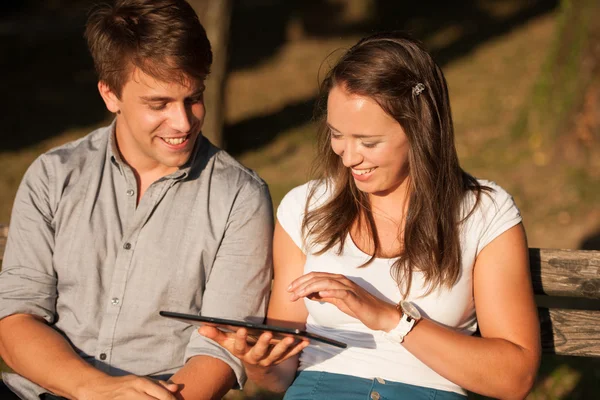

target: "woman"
[200,32,541,399]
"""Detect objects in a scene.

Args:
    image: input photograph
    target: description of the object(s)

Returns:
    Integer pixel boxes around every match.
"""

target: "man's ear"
[98,81,121,114]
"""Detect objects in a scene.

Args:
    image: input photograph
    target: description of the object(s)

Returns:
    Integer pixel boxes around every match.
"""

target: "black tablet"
[159,311,347,348]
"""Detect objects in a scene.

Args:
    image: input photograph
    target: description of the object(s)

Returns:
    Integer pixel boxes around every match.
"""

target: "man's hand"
[76,375,179,400]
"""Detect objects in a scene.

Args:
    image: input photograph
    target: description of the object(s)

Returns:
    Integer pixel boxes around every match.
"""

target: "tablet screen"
[159,311,347,348]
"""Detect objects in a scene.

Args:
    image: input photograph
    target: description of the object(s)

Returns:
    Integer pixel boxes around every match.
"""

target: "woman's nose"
[341,142,361,167]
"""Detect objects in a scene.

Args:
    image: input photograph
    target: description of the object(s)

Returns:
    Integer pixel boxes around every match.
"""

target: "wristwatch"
[383,300,422,344]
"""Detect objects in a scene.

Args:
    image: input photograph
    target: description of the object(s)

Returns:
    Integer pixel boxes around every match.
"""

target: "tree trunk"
[187,0,233,148]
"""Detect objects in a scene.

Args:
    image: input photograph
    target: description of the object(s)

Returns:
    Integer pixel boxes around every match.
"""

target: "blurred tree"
[188,0,233,148]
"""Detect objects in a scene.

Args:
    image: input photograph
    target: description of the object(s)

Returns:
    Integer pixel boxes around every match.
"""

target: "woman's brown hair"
[303,31,487,297]
[85,0,212,98]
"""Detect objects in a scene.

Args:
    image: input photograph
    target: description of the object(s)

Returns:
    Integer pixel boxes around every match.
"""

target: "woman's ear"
[97,81,121,114]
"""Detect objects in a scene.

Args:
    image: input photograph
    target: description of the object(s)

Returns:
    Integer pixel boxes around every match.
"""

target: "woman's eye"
[362,142,378,148]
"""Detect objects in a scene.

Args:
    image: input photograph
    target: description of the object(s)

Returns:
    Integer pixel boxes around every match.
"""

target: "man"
[0,0,273,399]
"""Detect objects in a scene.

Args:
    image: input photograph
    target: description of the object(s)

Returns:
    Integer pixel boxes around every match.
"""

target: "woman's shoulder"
[460,179,523,254]
[470,179,517,210]
[461,179,522,232]
[276,180,331,251]
[279,179,331,213]
[476,179,508,193]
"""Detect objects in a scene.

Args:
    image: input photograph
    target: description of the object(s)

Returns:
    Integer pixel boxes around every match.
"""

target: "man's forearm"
[169,355,236,400]
[0,313,107,399]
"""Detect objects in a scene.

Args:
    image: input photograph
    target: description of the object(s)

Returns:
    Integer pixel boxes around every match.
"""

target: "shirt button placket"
[101,241,131,366]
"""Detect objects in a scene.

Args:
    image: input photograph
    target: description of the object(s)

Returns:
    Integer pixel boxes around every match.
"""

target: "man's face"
[99,67,206,176]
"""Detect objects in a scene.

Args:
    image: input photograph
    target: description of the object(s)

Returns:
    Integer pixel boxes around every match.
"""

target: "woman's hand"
[288,272,399,331]
[198,326,309,367]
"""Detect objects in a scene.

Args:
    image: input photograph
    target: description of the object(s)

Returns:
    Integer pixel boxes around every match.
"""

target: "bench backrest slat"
[540,308,600,357]
[530,248,600,299]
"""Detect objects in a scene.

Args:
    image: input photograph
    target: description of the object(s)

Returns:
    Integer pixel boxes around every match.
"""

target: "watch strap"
[382,310,416,343]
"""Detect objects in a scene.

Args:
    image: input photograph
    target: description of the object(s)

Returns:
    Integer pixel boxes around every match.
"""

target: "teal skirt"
[284,371,467,400]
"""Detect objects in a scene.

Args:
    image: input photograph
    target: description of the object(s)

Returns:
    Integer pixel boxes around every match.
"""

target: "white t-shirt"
[277,179,522,395]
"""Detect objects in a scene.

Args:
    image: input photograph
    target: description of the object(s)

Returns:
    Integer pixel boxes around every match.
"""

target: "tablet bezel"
[159,311,347,348]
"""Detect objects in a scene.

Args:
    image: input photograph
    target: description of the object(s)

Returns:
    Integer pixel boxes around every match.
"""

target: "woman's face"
[328,84,410,197]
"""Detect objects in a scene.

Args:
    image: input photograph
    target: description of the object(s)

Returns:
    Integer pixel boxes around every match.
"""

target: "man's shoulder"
[205,145,267,191]
[22,125,110,188]
[38,124,110,168]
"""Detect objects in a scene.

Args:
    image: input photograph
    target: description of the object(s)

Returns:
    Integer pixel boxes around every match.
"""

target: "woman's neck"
[368,178,411,225]
[350,181,411,258]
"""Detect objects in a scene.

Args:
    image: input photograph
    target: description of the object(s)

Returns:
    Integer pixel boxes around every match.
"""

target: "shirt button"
[111,298,120,305]
[99,353,107,360]
[370,391,380,400]
[126,189,135,196]
[123,242,131,250]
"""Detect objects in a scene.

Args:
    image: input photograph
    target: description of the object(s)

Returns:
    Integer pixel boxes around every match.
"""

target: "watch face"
[400,301,421,320]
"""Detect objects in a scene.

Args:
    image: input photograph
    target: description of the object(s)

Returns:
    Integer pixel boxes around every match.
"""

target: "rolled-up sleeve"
[0,156,58,323]
[185,180,274,387]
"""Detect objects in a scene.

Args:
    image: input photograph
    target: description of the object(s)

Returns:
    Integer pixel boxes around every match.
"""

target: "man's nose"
[168,103,192,133]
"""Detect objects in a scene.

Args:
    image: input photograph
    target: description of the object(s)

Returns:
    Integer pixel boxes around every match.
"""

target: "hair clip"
[412,83,425,97]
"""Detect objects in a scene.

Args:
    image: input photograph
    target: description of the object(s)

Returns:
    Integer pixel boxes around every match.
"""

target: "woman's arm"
[401,223,540,399]
[288,223,540,399]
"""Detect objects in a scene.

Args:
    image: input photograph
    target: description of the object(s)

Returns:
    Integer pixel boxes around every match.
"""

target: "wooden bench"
[0,223,598,357]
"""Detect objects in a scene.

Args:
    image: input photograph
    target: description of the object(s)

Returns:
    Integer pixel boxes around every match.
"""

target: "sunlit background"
[1,1,599,398]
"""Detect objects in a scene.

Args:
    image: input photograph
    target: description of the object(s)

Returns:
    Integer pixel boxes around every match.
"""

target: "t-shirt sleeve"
[476,181,523,255]
[276,183,311,253]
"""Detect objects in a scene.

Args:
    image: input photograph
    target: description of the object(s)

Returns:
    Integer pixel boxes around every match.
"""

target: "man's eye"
[148,103,166,111]
[186,96,203,105]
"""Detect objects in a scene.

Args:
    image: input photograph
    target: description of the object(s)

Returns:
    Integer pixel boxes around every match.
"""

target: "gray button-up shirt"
[0,123,273,398]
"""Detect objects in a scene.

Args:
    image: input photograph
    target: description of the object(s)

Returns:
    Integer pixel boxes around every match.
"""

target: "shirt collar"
[107,119,123,172]
[176,133,206,180]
